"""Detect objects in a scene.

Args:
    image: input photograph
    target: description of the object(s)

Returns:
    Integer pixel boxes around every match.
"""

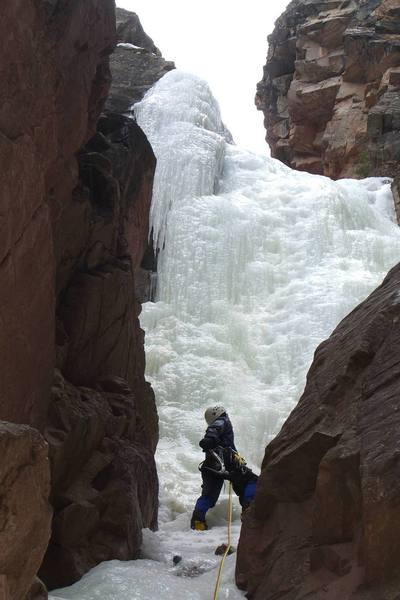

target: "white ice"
[51,70,400,600]
[117,42,145,50]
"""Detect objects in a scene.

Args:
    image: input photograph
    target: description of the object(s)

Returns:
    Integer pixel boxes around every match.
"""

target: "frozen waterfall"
[51,70,400,599]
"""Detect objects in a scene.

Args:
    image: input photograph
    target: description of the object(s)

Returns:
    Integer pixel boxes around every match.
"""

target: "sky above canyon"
[116,0,290,154]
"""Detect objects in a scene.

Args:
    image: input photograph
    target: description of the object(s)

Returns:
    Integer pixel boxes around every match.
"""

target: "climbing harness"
[199,448,229,477]
[199,447,248,478]
[212,481,233,600]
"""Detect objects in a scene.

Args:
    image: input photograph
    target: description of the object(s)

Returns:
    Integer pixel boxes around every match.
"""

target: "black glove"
[199,437,215,450]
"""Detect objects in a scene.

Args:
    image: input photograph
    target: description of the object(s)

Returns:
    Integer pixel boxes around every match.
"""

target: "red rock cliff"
[257,0,400,188]
[0,2,165,595]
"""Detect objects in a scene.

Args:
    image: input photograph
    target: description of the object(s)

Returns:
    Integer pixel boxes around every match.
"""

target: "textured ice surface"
[51,70,400,600]
[51,522,243,599]
[51,557,240,600]
[134,71,228,251]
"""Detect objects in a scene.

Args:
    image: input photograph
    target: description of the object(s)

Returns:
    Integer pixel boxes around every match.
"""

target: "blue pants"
[193,470,257,521]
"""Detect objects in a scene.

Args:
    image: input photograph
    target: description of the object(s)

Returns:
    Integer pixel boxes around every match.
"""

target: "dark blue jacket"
[199,413,237,452]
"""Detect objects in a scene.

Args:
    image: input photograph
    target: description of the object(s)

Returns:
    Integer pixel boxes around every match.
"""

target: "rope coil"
[213,481,233,600]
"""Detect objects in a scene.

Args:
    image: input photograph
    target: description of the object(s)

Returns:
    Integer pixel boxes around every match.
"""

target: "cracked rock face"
[257,0,400,189]
[106,8,175,115]
[237,262,400,599]
[0,1,160,594]
[0,0,115,429]
[39,373,157,589]
[116,7,161,55]
[42,10,161,589]
[0,424,51,600]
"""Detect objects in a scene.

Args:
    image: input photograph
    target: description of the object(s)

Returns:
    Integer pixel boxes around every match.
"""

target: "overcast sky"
[116,0,290,154]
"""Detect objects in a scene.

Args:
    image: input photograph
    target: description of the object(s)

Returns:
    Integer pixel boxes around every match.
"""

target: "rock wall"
[106,9,175,116]
[237,261,400,599]
[257,0,400,186]
[41,7,171,591]
[0,424,51,600]
[41,113,159,590]
[0,3,168,596]
[116,8,160,52]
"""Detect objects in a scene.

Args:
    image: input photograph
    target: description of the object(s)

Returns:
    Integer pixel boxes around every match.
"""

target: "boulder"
[0,423,51,600]
[40,374,157,589]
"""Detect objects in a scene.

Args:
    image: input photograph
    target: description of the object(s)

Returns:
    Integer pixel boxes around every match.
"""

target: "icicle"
[135,71,228,252]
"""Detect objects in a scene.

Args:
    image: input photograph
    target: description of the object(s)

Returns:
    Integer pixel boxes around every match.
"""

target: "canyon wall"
[257,0,400,190]
[0,3,171,596]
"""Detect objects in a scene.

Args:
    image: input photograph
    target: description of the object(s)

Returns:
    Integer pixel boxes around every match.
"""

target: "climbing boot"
[190,511,208,530]
[191,519,208,531]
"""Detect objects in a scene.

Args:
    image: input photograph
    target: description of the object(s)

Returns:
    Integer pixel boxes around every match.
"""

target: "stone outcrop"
[39,373,157,589]
[237,262,400,599]
[106,8,175,115]
[116,8,160,55]
[257,0,400,183]
[0,2,164,595]
[0,424,51,600]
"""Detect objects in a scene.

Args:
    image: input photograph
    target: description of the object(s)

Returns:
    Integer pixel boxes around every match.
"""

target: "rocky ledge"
[257,0,400,190]
[237,261,400,599]
[106,8,175,115]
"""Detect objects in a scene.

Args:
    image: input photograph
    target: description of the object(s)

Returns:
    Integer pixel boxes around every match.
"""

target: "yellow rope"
[213,481,233,600]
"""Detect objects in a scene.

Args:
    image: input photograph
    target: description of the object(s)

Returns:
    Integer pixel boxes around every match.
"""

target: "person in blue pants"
[190,406,258,530]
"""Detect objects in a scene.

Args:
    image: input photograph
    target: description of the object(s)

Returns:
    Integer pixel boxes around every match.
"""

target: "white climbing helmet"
[204,405,226,426]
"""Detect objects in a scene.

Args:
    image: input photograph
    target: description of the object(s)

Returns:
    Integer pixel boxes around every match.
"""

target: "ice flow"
[51,70,400,599]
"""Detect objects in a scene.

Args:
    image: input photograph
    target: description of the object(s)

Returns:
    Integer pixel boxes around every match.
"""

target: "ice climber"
[190,405,258,530]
